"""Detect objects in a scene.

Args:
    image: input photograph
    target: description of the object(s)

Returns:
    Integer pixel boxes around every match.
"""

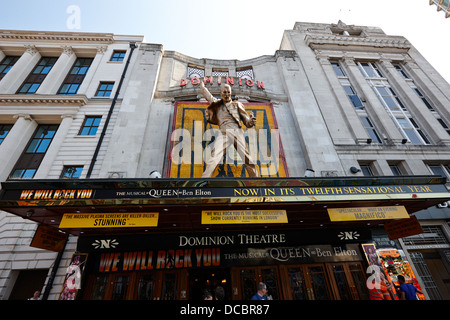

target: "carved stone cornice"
[305,34,411,51]
[0,30,114,44]
[0,94,88,106]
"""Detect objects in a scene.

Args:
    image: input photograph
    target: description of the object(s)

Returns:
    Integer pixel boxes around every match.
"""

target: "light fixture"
[401,139,408,144]
[150,170,161,178]
[304,168,315,177]
[367,138,372,144]
[350,166,361,174]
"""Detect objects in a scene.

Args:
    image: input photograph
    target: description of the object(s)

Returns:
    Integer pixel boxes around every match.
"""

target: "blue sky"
[1,1,449,82]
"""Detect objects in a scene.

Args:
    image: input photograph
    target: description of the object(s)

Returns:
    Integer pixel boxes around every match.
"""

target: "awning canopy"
[0,175,448,236]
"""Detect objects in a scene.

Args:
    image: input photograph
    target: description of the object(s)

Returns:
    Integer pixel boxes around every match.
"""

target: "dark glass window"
[79,116,101,136]
[17,57,57,94]
[58,58,93,95]
[0,124,13,144]
[9,124,59,179]
[0,56,20,81]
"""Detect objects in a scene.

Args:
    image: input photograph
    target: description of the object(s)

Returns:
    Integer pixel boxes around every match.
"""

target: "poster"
[167,102,288,178]
[59,253,88,300]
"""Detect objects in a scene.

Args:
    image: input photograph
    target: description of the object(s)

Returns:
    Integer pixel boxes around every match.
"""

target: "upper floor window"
[58,58,93,95]
[79,116,101,136]
[0,56,20,81]
[187,65,205,79]
[60,166,83,179]
[110,51,126,62]
[95,82,114,97]
[212,68,229,77]
[17,57,57,94]
[331,62,346,77]
[236,67,254,80]
[358,62,383,78]
[9,124,59,179]
[0,124,13,145]
[428,164,450,182]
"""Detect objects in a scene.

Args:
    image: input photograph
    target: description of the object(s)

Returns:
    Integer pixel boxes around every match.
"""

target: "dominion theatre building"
[0,21,449,301]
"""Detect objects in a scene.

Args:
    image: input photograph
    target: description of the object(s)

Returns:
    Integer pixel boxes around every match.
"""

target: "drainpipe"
[86,42,138,178]
[41,235,69,300]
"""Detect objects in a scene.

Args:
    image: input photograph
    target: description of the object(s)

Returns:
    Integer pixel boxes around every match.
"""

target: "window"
[95,82,114,97]
[330,61,383,144]
[389,165,403,176]
[58,58,93,95]
[10,125,59,179]
[60,166,83,179]
[360,117,382,144]
[79,116,101,136]
[187,65,205,79]
[331,62,346,77]
[428,165,450,181]
[236,67,254,80]
[0,124,13,144]
[212,68,229,77]
[0,56,19,81]
[374,86,405,111]
[360,165,374,176]
[343,85,364,108]
[17,57,57,94]
[110,51,126,62]
[358,62,383,78]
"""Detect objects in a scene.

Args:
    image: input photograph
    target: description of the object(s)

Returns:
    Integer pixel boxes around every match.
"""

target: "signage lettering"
[179,76,265,90]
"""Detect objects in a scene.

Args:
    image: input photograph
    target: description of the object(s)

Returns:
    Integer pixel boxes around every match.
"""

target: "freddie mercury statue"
[199,80,259,178]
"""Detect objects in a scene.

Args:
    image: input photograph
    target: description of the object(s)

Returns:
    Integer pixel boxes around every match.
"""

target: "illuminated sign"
[327,206,410,222]
[59,212,159,228]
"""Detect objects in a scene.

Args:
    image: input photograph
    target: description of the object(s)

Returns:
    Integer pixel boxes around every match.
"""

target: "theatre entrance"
[188,268,231,300]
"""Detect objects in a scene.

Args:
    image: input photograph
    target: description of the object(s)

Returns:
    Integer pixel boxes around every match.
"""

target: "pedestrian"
[397,275,423,300]
[214,286,225,300]
[251,282,268,300]
[202,290,213,300]
[28,290,41,300]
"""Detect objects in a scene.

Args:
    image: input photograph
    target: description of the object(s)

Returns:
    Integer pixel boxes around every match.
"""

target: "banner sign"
[77,229,371,252]
[384,215,423,240]
[327,206,410,222]
[167,102,288,178]
[59,212,159,228]
[201,210,288,224]
[9,184,448,204]
[30,224,68,252]
[93,243,363,272]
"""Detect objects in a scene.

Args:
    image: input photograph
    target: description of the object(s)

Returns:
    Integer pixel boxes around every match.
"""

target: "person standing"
[199,81,259,178]
[251,282,268,300]
[28,291,41,300]
[397,275,423,300]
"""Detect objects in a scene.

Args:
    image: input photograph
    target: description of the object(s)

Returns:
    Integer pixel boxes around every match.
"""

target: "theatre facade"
[0,21,449,300]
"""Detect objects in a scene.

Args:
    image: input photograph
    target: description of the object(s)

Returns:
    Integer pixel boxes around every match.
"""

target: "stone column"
[0,114,37,181]
[34,114,75,179]
[36,46,77,95]
[342,58,404,144]
[0,45,41,94]
[317,55,368,144]
[77,46,107,96]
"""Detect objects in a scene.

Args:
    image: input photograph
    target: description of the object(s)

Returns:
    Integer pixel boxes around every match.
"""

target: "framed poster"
[167,102,288,178]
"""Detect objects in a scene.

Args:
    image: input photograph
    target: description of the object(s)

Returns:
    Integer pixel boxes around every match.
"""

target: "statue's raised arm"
[199,80,217,104]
